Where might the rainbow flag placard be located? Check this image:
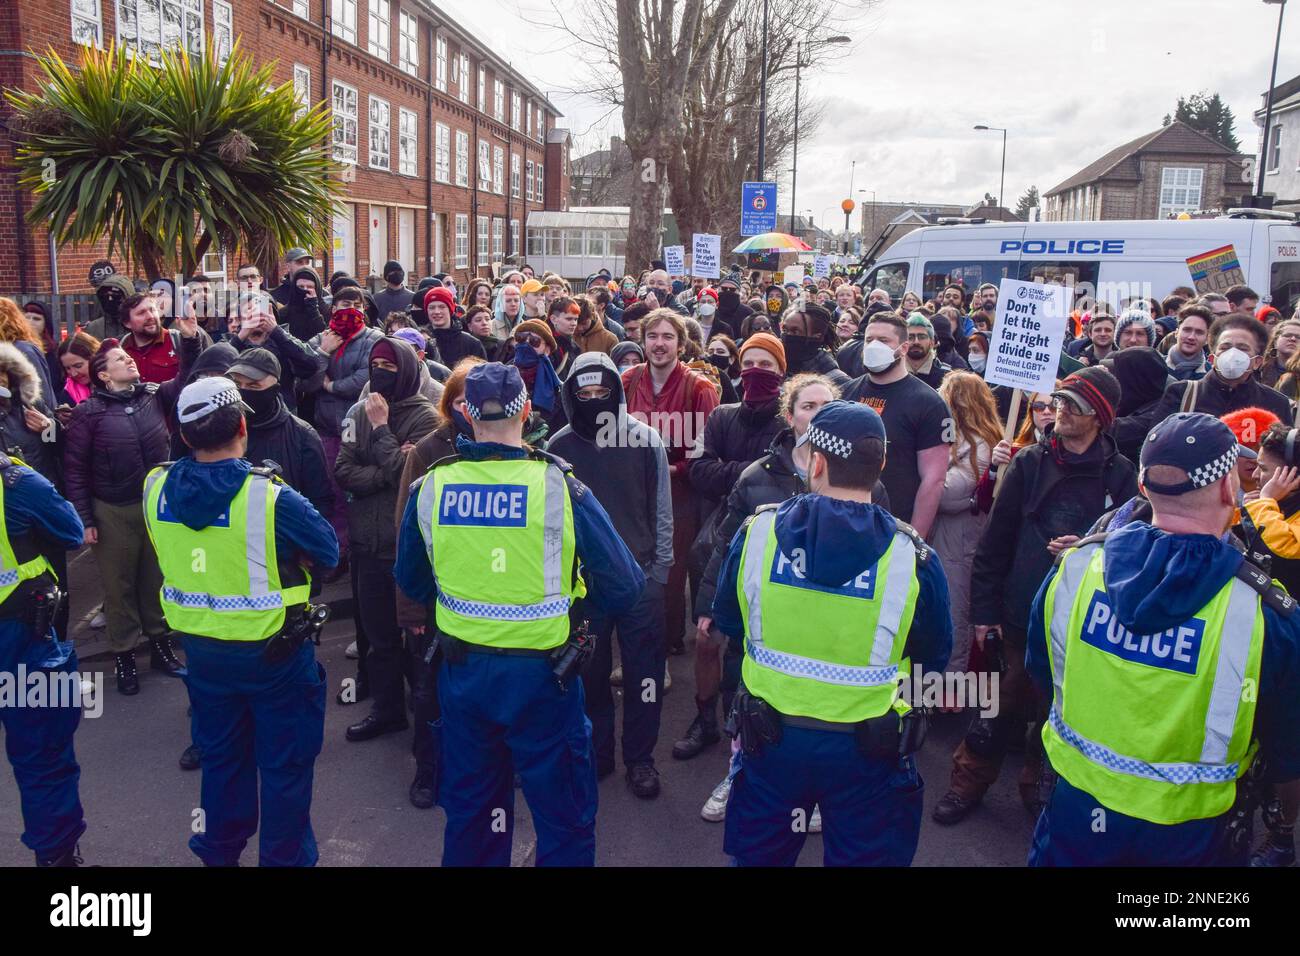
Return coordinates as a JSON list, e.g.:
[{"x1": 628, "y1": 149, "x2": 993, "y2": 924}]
[{"x1": 1186, "y1": 244, "x2": 1244, "y2": 294}]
